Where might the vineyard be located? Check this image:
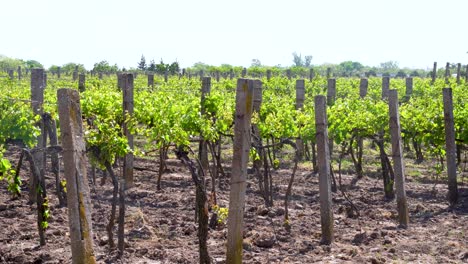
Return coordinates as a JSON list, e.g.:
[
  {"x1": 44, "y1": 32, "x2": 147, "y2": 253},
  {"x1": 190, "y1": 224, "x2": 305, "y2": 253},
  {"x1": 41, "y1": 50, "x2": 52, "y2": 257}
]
[{"x1": 0, "y1": 68, "x2": 467, "y2": 264}]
